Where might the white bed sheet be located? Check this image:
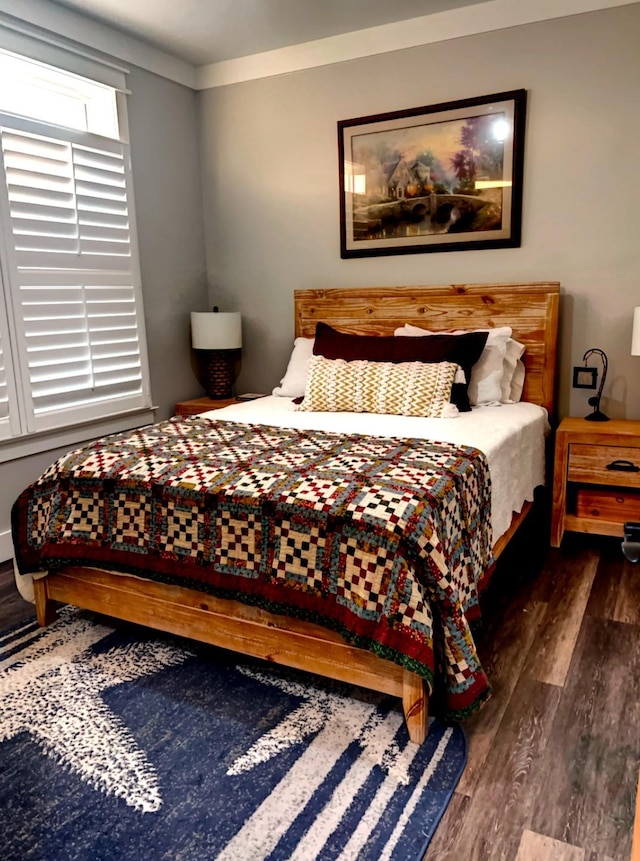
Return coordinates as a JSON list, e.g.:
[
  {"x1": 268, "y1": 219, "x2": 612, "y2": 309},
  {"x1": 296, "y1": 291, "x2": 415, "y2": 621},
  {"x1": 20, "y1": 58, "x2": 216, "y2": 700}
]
[{"x1": 204, "y1": 396, "x2": 550, "y2": 543}]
